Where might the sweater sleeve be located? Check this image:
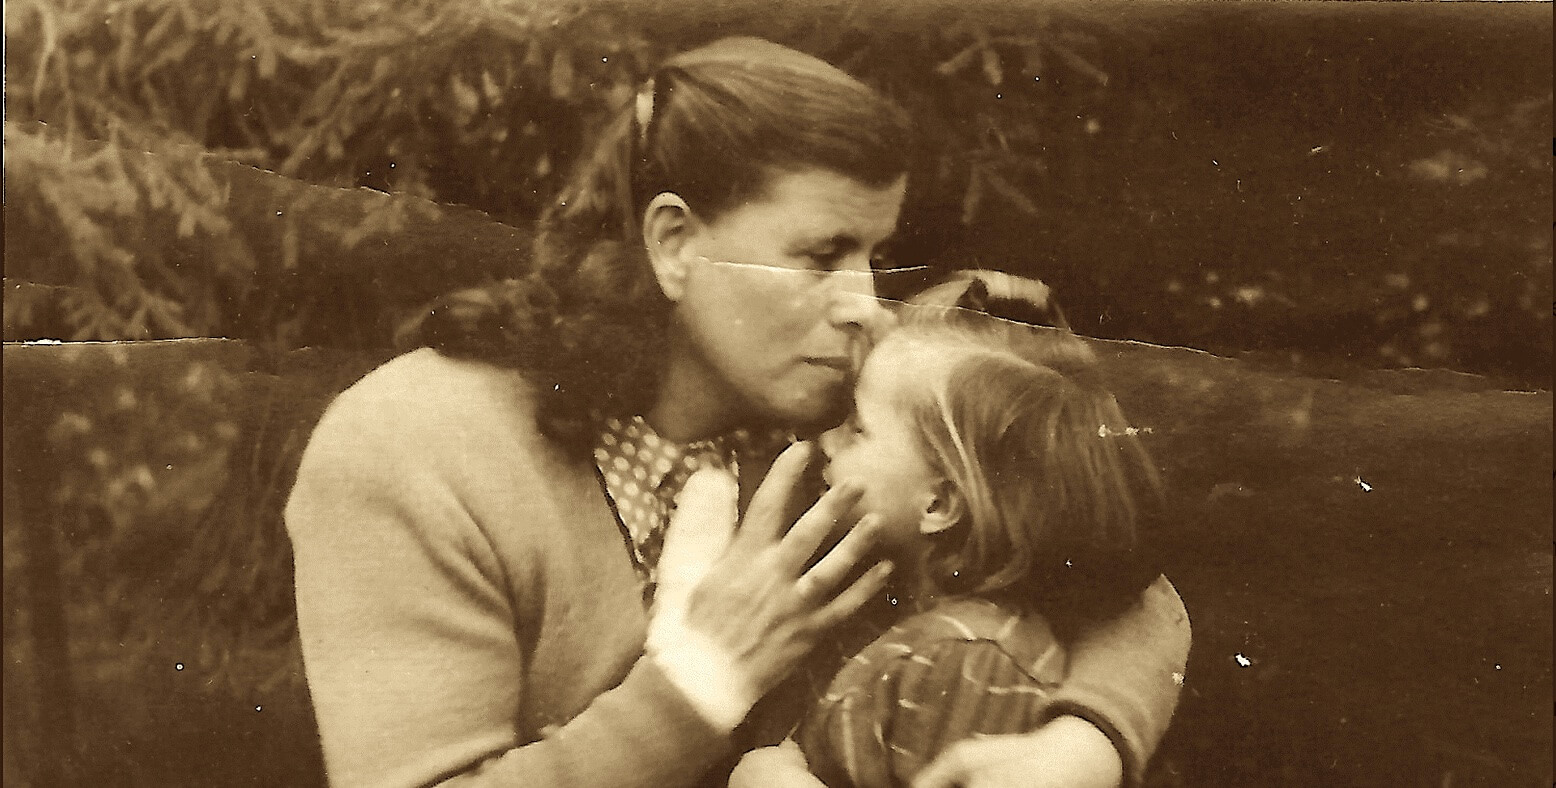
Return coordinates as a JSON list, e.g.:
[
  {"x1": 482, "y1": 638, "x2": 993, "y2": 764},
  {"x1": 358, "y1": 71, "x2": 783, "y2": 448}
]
[
  {"x1": 285, "y1": 361, "x2": 729, "y2": 787},
  {"x1": 1040, "y1": 575, "x2": 1191, "y2": 786}
]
